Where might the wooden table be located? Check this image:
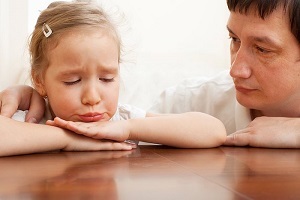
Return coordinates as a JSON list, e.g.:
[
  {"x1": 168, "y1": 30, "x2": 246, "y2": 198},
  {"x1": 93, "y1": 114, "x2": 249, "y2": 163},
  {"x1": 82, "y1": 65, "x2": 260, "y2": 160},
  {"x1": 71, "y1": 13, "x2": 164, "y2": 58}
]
[{"x1": 0, "y1": 145, "x2": 299, "y2": 199}]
